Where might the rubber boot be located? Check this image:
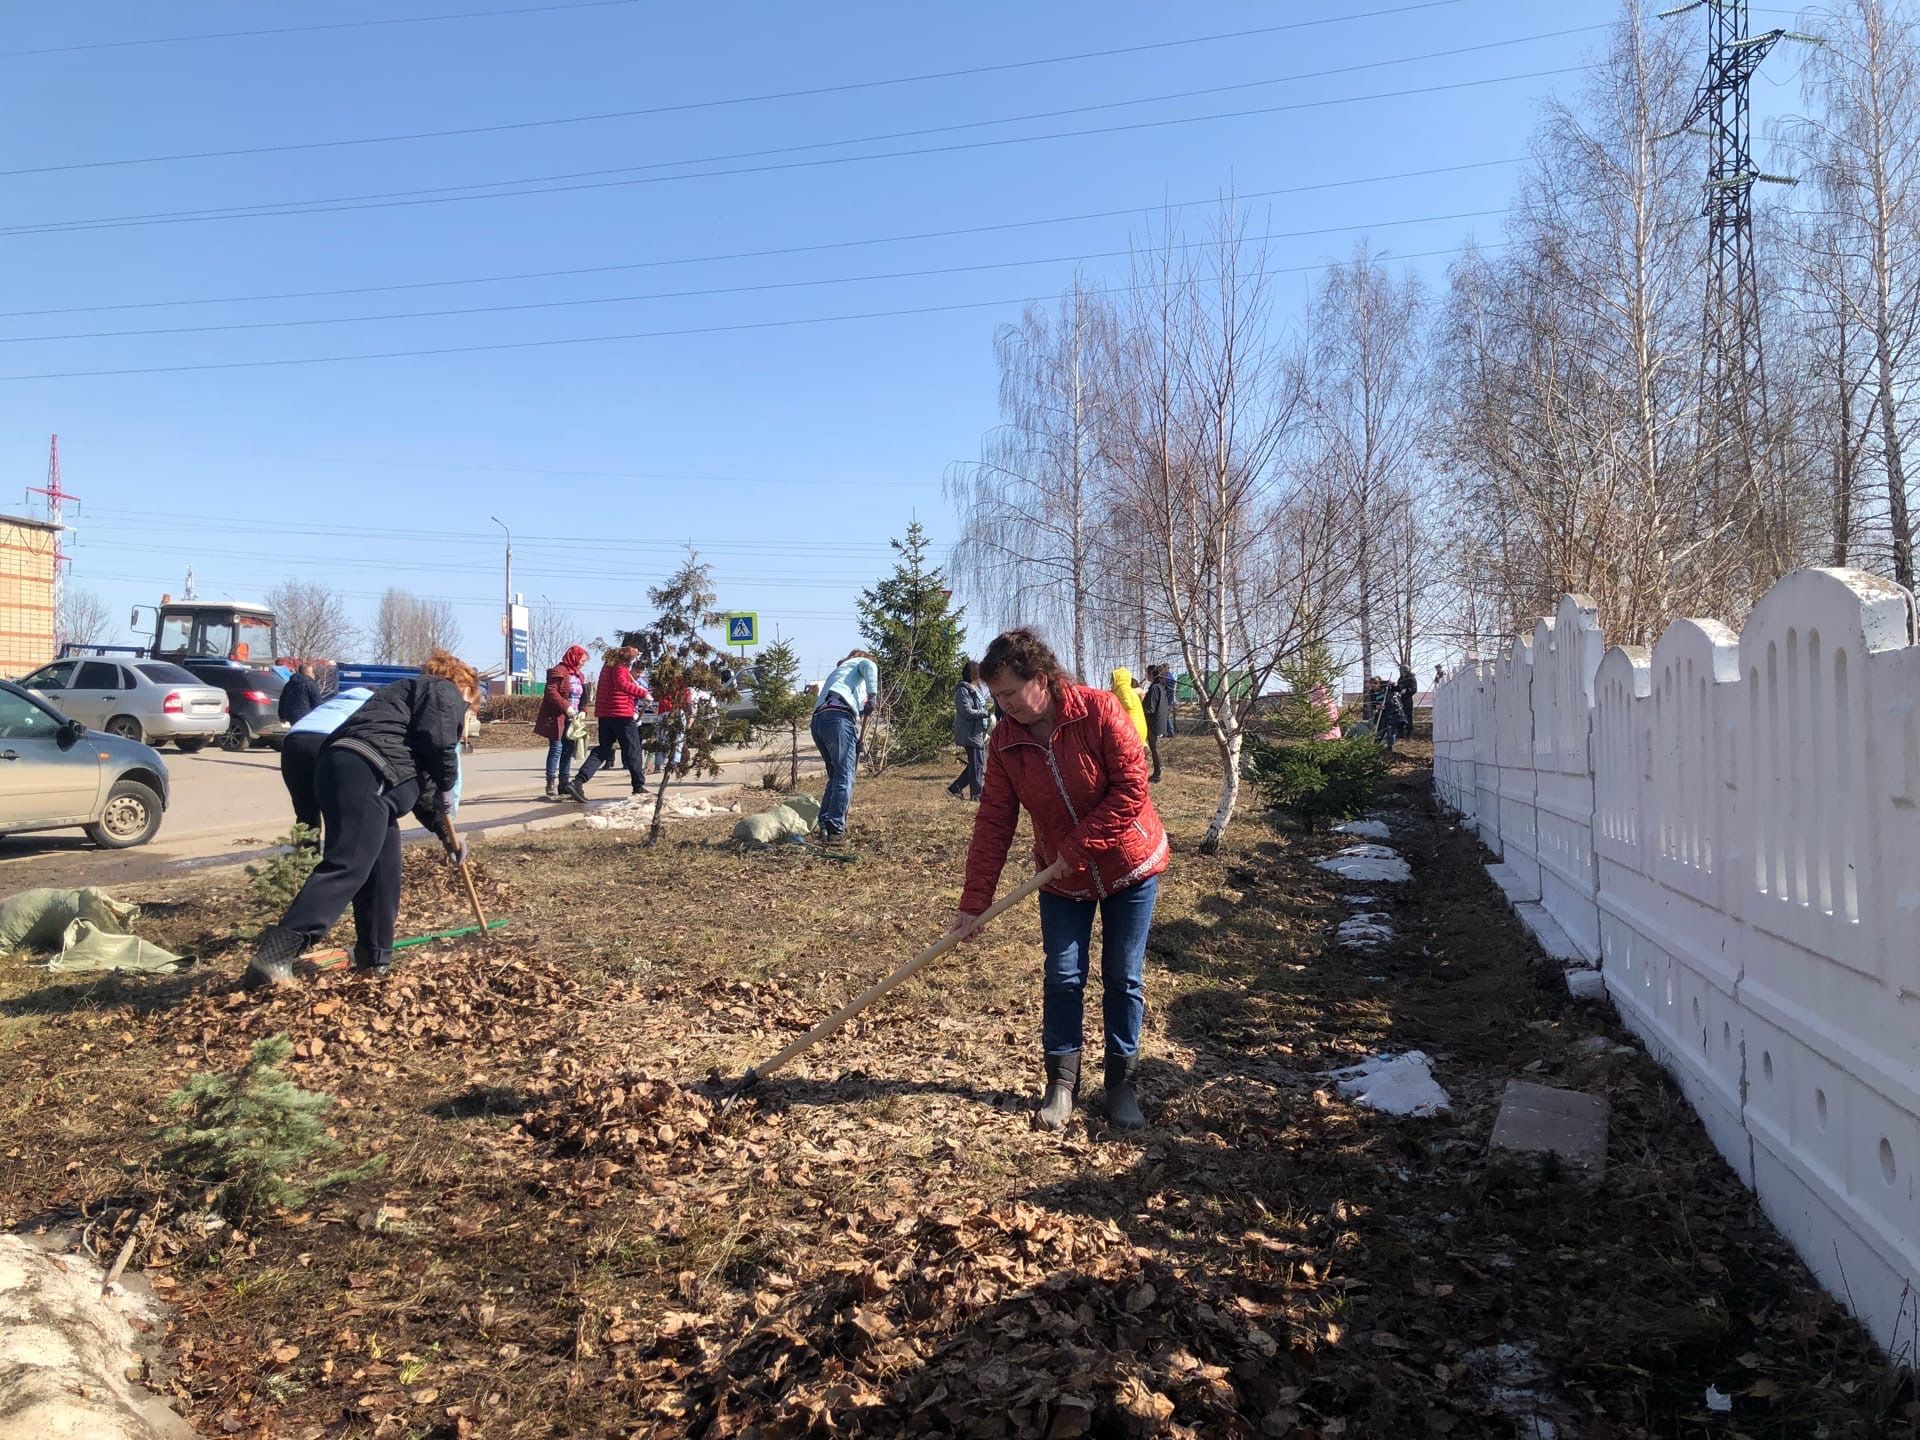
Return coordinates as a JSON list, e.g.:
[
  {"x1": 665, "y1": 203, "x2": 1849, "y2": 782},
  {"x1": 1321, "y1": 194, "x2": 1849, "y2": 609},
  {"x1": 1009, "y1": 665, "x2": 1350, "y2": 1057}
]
[
  {"x1": 1104, "y1": 1053, "x2": 1145, "y2": 1131},
  {"x1": 351, "y1": 941, "x2": 394, "y2": 975},
  {"x1": 241, "y1": 923, "x2": 308, "y2": 990},
  {"x1": 1035, "y1": 1051, "x2": 1080, "y2": 1131}
]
